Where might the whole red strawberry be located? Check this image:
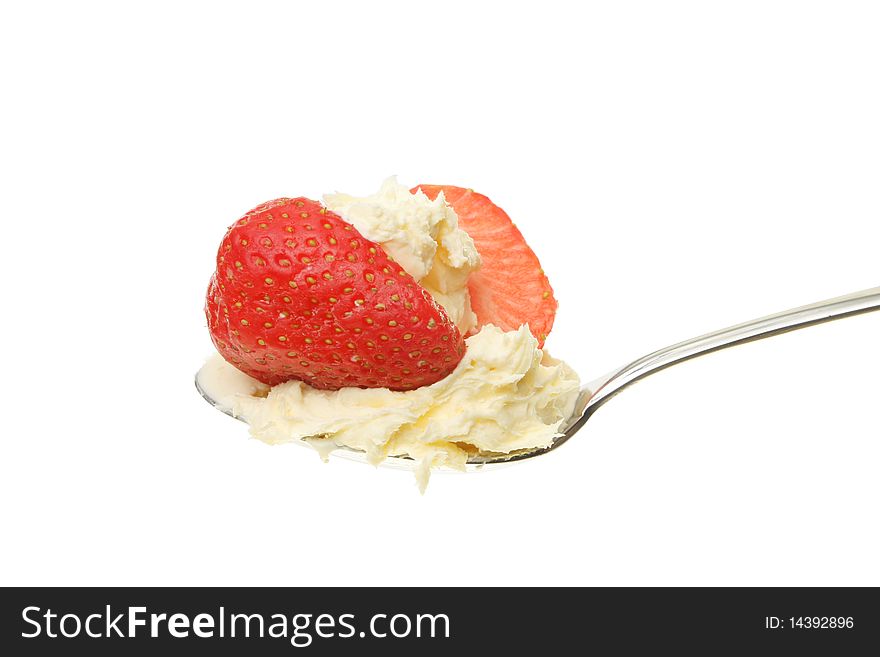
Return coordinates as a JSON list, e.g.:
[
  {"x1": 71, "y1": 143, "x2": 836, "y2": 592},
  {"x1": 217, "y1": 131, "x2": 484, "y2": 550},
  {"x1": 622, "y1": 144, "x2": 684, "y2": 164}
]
[{"x1": 206, "y1": 198, "x2": 465, "y2": 391}]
